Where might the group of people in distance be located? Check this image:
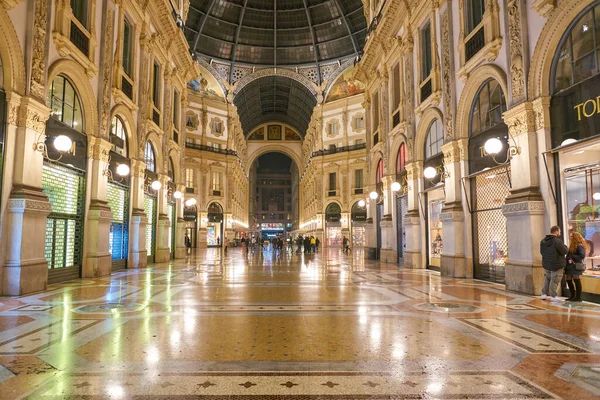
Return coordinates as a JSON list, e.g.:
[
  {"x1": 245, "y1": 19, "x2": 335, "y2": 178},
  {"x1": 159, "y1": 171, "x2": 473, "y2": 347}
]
[{"x1": 294, "y1": 235, "x2": 320, "y2": 254}]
